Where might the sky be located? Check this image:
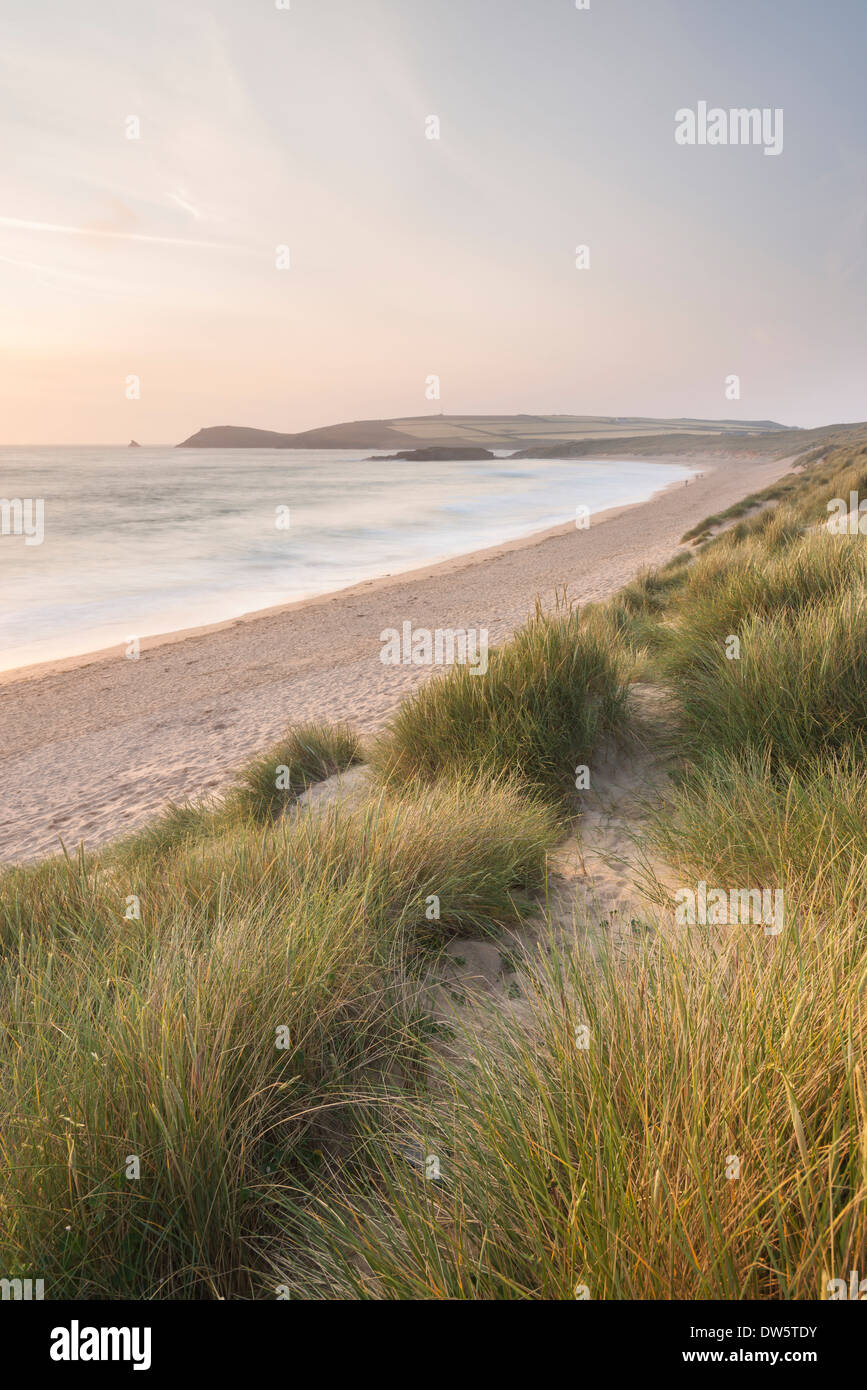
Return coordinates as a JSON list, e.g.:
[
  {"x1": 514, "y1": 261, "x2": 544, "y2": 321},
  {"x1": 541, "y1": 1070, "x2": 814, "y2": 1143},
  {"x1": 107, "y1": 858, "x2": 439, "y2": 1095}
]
[{"x1": 0, "y1": 0, "x2": 864, "y2": 444}]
